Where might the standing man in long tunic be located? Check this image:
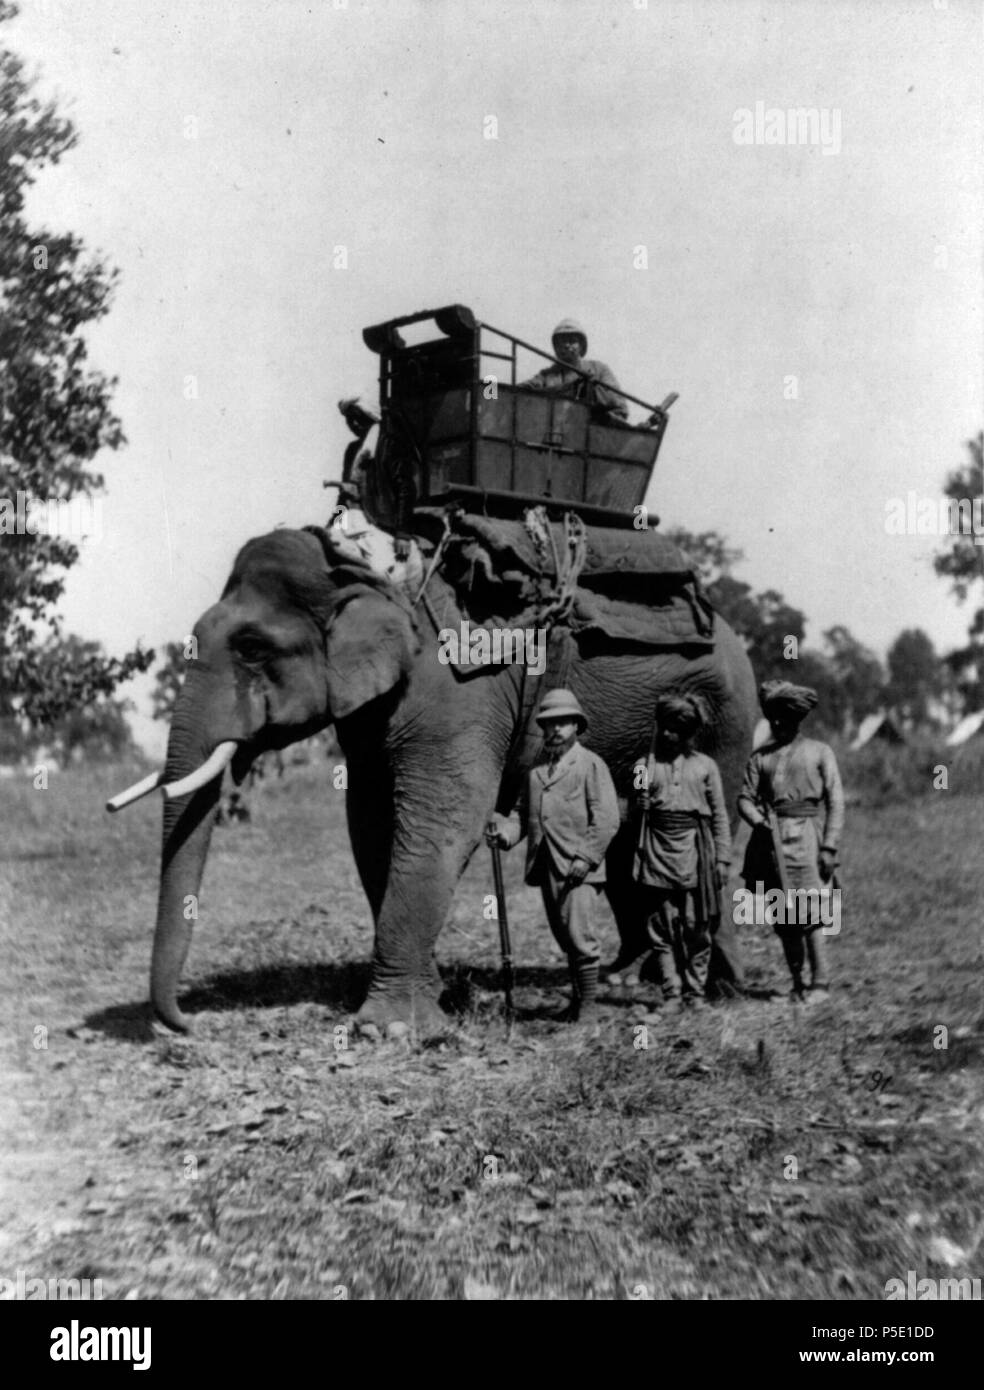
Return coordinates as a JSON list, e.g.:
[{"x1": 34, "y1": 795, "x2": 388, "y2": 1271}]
[
  {"x1": 632, "y1": 695, "x2": 733, "y2": 1012},
  {"x1": 738, "y1": 680, "x2": 845, "y2": 1003}
]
